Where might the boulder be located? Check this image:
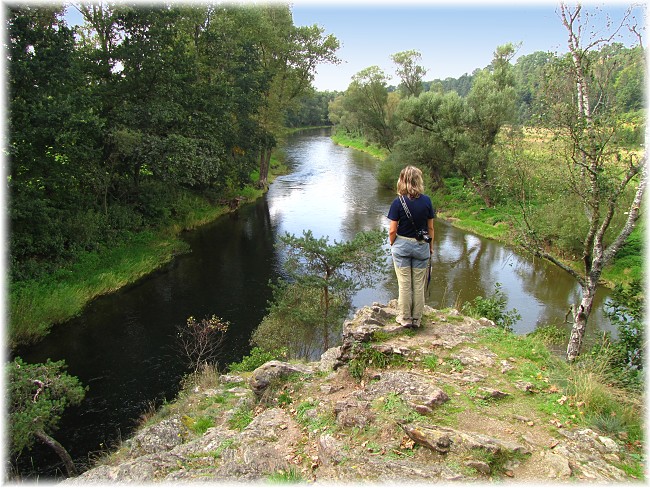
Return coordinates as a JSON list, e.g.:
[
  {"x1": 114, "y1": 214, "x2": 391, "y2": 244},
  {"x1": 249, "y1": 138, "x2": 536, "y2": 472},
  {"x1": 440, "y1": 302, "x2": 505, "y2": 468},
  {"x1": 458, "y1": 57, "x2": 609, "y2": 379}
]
[
  {"x1": 249, "y1": 360, "x2": 313, "y2": 396},
  {"x1": 127, "y1": 416, "x2": 183, "y2": 457}
]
